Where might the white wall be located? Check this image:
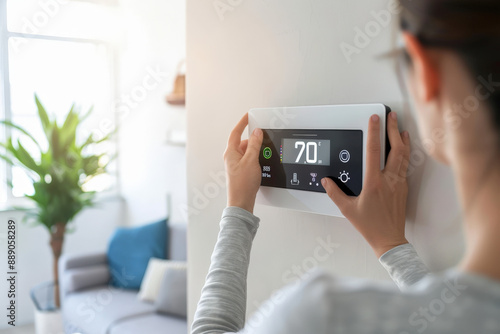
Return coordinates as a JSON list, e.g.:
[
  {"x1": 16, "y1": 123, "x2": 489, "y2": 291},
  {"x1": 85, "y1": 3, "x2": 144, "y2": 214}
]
[
  {"x1": 0, "y1": 198, "x2": 124, "y2": 329},
  {"x1": 117, "y1": 0, "x2": 187, "y2": 226},
  {"x1": 186, "y1": 0, "x2": 465, "y2": 326}
]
